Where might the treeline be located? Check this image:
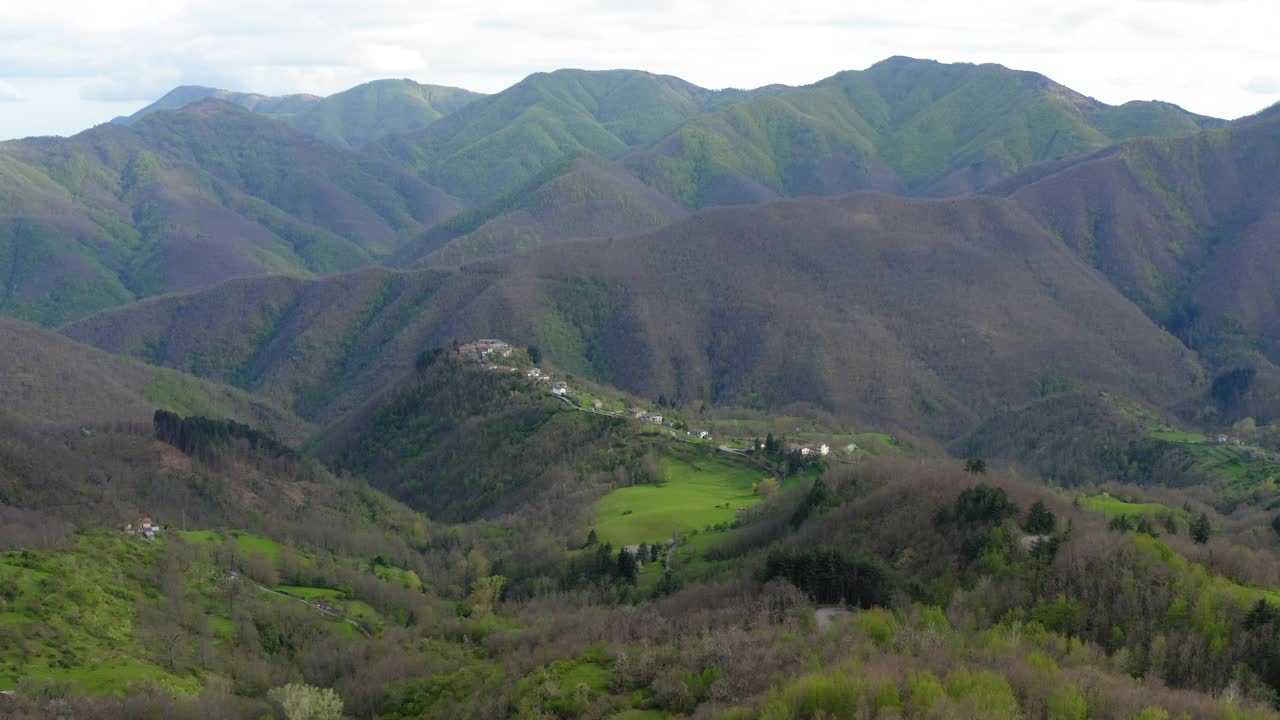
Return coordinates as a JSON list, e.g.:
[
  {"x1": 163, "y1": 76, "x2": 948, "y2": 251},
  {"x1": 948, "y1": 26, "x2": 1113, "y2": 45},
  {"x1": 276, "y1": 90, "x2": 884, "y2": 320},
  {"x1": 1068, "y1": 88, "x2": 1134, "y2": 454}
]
[
  {"x1": 764, "y1": 546, "x2": 891, "y2": 607},
  {"x1": 153, "y1": 409, "x2": 295, "y2": 461}
]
